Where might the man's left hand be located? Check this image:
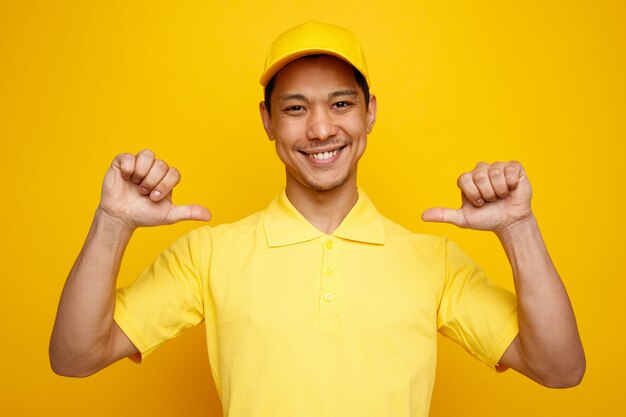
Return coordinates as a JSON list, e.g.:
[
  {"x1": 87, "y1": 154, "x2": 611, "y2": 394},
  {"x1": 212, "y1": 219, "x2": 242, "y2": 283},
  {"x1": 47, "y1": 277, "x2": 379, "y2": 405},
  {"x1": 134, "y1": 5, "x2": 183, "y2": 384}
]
[{"x1": 421, "y1": 161, "x2": 533, "y2": 233}]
